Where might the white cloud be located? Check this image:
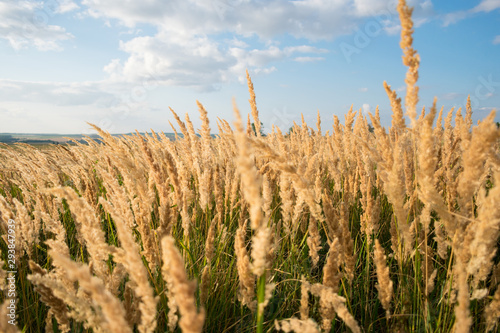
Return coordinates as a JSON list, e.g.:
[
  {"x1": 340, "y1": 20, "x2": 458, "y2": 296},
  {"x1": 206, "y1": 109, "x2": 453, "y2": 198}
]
[
  {"x1": 0, "y1": 81, "x2": 22, "y2": 90},
  {"x1": 442, "y1": 11, "x2": 468, "y2": 27},
  {"x1": 0, "y1": 78, "x2": 170, "y2": 133},
  {"x1": 362, "y1": 103, "x2": 371, "y2": 115},
  {"x1": 103, "y1": 26, "x2": 331, "y2": 90},
  {"x1": 442, "y1": 0, "x2": 500, "y2": 26},
  {"x1": 110, "y1": 32, "x2": 237, "y2": 90},
  {"x1": 0, "y1": 100, "x2": 118, "y2": 133},
  {"x1": 352, "y1": 0, "x2": 397, "y2": 17},
  {"x1": 0, "y1": 0, "x2": 74, "y2": 51},
  {"x1": 293, "y1": 56, "x2": 325, "y2": 62},
  {"x1": 359, "y1": 87, "x2": 368, "y2": 92},
  {"x1": 420, "y1": 0, "x2": 433, "y2": 10},
  {"x1": 81, "y1": 0, "x2": 437, "y2": 90},
  {"x1": 493, "y1": 35, "x2": 500, "y2": 45},
  {"x1": 384, "y1": 24, "x2": 401, "y2": 35},
  {"x1": 441, "y1": 92, "x2": 463, "y2": 100},
  {"x1": 478, "y1": 106, "x2": 499, "y2": 112},
  {"x1": 55, "y1": 0, "x2": 79, "y2": 14},
  {"x1": 0, "y1": 0, "x2": 438, "y2": 129},
  {"x1": 472, "y1": 0, "x2": 500, "y2": 13},
  {"x1": 81, "y1": 0, "x2": 433, "y2": 40},
  {"x1": 284, "y1": 45, "x2": 329, "y2": 54},
  {"x1": 0, "y1": 79, "x2": 116, "y2": 107},
  {"x1": 226, "y1": 37, "x2": 249, "y2": 48}
]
